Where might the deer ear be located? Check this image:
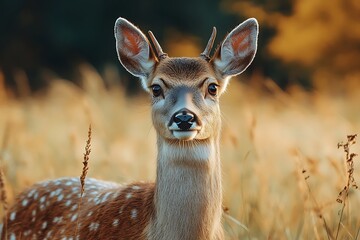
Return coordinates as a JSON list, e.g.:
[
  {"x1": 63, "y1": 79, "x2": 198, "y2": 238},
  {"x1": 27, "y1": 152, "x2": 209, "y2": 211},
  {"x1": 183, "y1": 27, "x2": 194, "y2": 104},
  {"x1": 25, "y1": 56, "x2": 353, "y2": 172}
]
[
  {"x1": 212, "y1": 18, "x2": 258, "y2": 78},
  {"x1": 114, "y1": 18, "x2": 156, "y2": 83}
]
